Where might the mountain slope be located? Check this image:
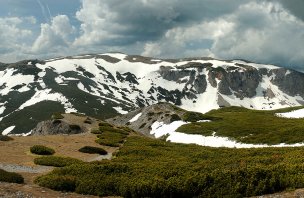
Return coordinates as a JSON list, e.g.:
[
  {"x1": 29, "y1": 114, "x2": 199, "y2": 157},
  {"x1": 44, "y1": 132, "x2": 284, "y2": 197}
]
[{"x1": 1, "y1": 53, "x2": 304, "y2": 134}]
